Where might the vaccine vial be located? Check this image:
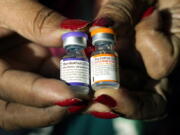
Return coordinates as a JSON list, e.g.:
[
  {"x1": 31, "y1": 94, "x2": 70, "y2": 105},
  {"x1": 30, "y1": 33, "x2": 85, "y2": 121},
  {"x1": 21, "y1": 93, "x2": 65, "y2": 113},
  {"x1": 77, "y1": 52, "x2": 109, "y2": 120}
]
[
  {"x1": 60, "y1": 32, "x2": 89, "y2": 95},
  {"x1": 90, "y1": 27, "x2": 120, "y2": 90}
]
